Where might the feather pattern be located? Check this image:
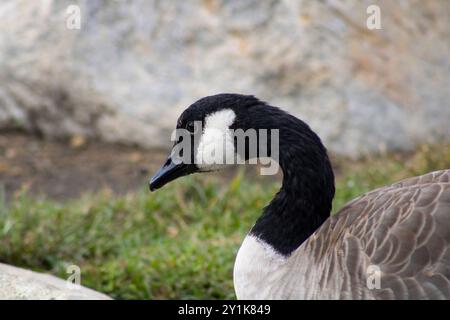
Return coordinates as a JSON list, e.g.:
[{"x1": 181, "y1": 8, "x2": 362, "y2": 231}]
[{"x1": 234, "y1": 170, "x2": 450, "y2": 299}]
